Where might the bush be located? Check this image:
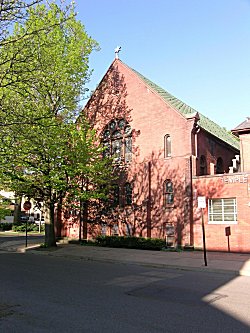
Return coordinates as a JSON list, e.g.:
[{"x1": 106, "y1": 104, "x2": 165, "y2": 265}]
[
  {"x1": 0, "y1": 223, "x2": 13, "y2": 231},
  {"x1": 95, "y1": 236, "x2": 165, "y2": 251},
  {"x1": 12, "y1": 223, "x2": 45, "y2": 232}
]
